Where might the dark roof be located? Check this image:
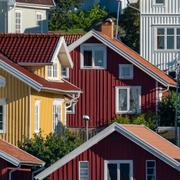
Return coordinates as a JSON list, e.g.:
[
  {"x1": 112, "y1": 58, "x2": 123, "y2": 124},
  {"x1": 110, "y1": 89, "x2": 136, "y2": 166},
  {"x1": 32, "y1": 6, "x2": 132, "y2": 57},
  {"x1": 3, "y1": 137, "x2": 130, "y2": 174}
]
[
  {"x1": 0, "y1": 53, "x2": 81, "y2": 93},
  {"x1": 0, "y1": 33, "x2": 60, "y2": 64},
  {"x1": 62, "y1": 33, "x2": 84, "y2": 46},
  {"x1": 16, "y1": 0, "x2": 55, "y2": 6},
  {"x1": 0, "y1": 139, "x2": 44, "y2": 166}
]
